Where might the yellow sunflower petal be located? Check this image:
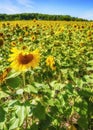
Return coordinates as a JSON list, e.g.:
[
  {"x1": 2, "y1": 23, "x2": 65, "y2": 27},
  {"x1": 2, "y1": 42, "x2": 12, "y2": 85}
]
[{"x1": 8, "y1": 47, "x2": 40, "y2": 72}]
